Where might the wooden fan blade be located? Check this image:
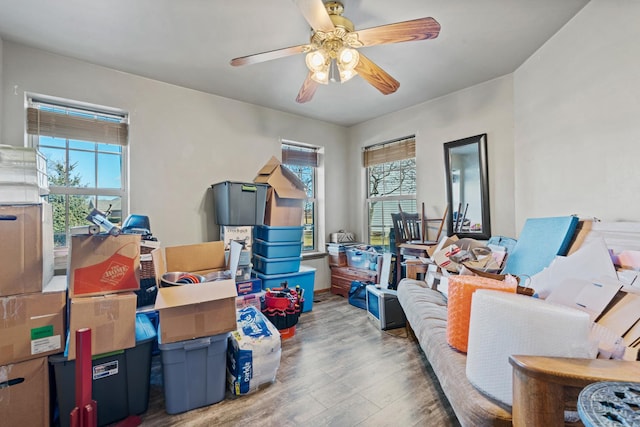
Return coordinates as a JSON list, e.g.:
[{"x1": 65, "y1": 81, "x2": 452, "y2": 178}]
[
  {"x1": 296, "y1": 72, "x2": 319, "y2": 103},
  {"x1": 355, "y1": 53, "x2": 400, "y2": 95},
  {"x1": 292, "y1": 0, "x2": 335, "y2": 32},
  {"x1": 355, "y1": 17, "x2": 441, "y2": 47},
  {"x1": 230, "y1": 44, "x2": 306, "y2": 67}
]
